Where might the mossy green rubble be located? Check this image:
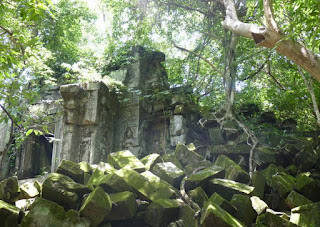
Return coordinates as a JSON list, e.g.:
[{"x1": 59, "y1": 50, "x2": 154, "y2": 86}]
[
  {"x1": 107, "y1": 150, "x2": 145, "y2": 172},
  {"x1": 141, "y1": 153, "x2": 163, "y2": 171},
  {"x1": 105, "y1": 191, "x2": 137, "y2": 221},
  {"x1": 151, "y1": 162, "x2": 184, "y2": 188},
  {"x1": 79, "y1": 186, "x2": 112, "y2": 226},
  {"x1": 0, "y1": 199, "x2": 20, "y2": 227}
]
